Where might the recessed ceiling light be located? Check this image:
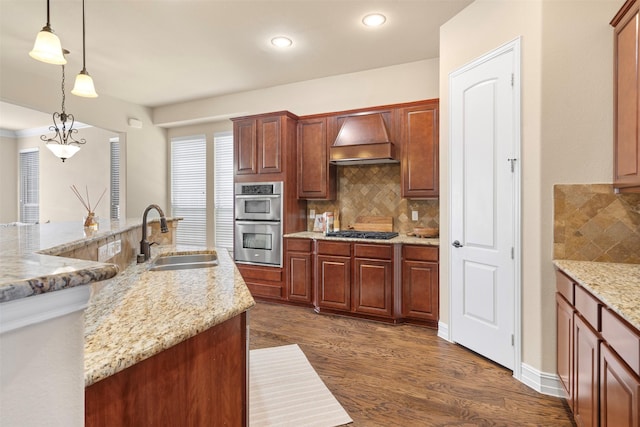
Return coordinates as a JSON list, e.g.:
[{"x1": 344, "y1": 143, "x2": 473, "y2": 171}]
[
  {"x1": 271, "y1": 36, "x2": 293, "y2": 48},
  {"x1": 362, "y1": 13, "x2": 386, "y2": 27}
]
